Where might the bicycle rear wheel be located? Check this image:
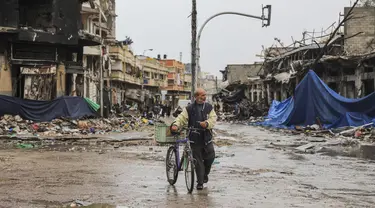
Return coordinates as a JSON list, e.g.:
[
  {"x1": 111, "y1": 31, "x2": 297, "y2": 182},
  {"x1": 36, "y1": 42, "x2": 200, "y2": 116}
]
[
  {"x1": 184, "y1": 152, "x2": 195, "y2": 193},
  {"x1": 166, "y1": 146, "x2": 178, "y2": 185}
]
